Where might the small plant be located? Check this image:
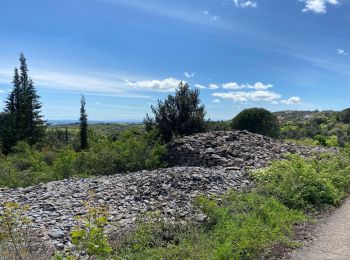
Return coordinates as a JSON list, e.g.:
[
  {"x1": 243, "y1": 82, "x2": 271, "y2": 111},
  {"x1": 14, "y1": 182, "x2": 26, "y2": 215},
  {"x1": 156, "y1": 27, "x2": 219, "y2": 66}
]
[
  {"x1": 0, "y1": 202, "x2": 30, "y2": 260},
  {"x1": 67, "y1": 192, "x2": 112, "y2": 259}
]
